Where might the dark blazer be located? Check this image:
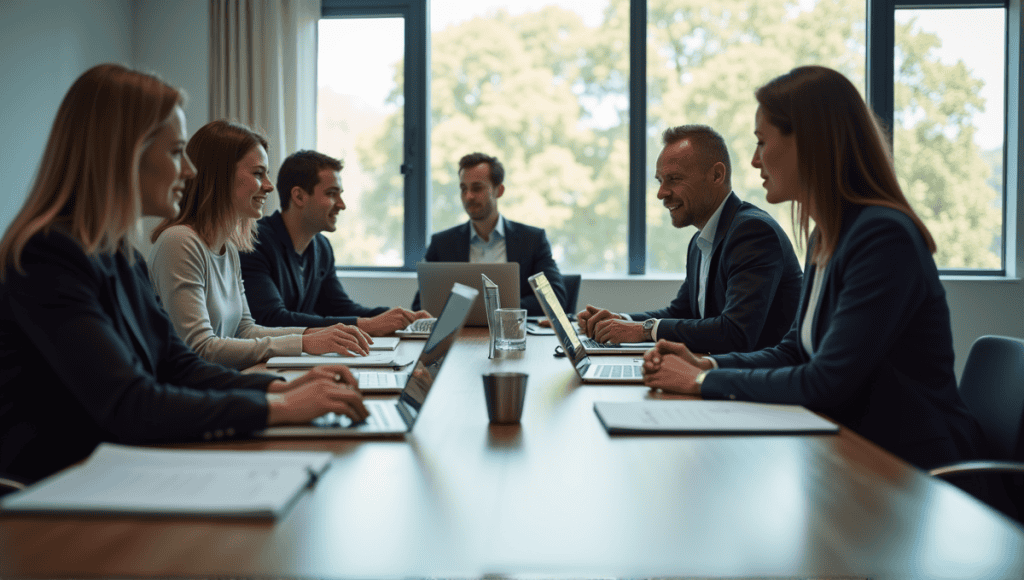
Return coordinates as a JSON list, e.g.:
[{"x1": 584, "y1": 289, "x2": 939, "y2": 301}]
[
  {"x1": 240, "y1": 211, "x2": 388, "y2": 327},
  {"x1": 0, "y1": 228, "x2": 275, "y2": 483},
  {"x1": 705, "y1": 205, "x2": 980, "y2": 469},
  {"x1": 411, "y1": 218, "x2": 567, "y2": 317},
  {"x1": 629, "y1": 193, "x2": 802, "y2": 354}
]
